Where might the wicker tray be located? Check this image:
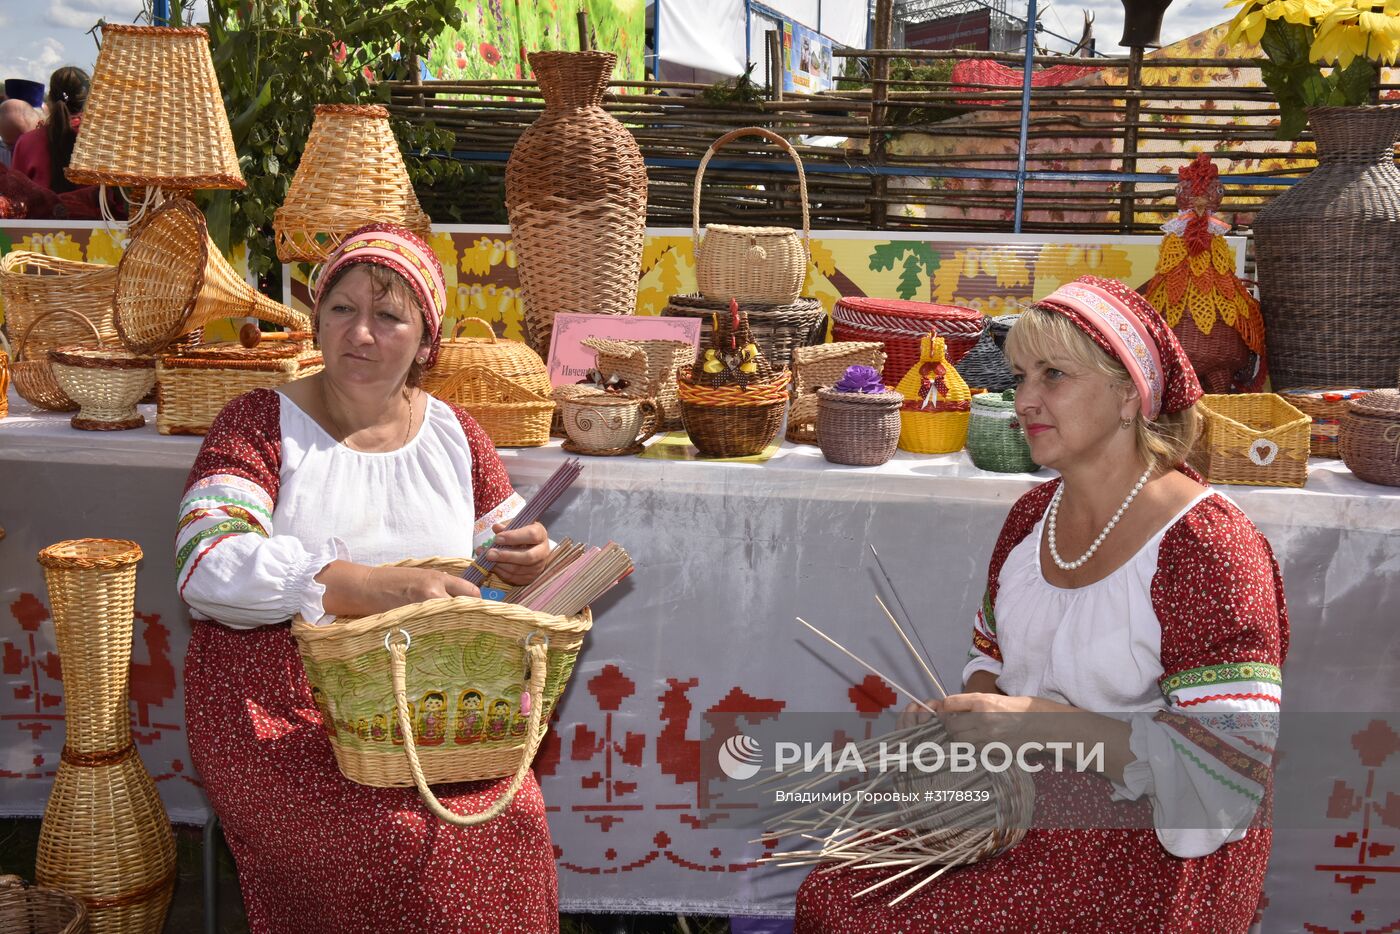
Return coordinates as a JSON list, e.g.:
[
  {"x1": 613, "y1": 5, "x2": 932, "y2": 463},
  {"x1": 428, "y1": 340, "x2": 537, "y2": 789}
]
[
  {"x1": 1190, "y1": 394, "x2": 1310, "y2": 488},
  {"x1": 156, "y1": 341, "x2": 323, "y2": 435},
  {"x1": 662, "y1": 294, "x2": 825, "y2": 370}
]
